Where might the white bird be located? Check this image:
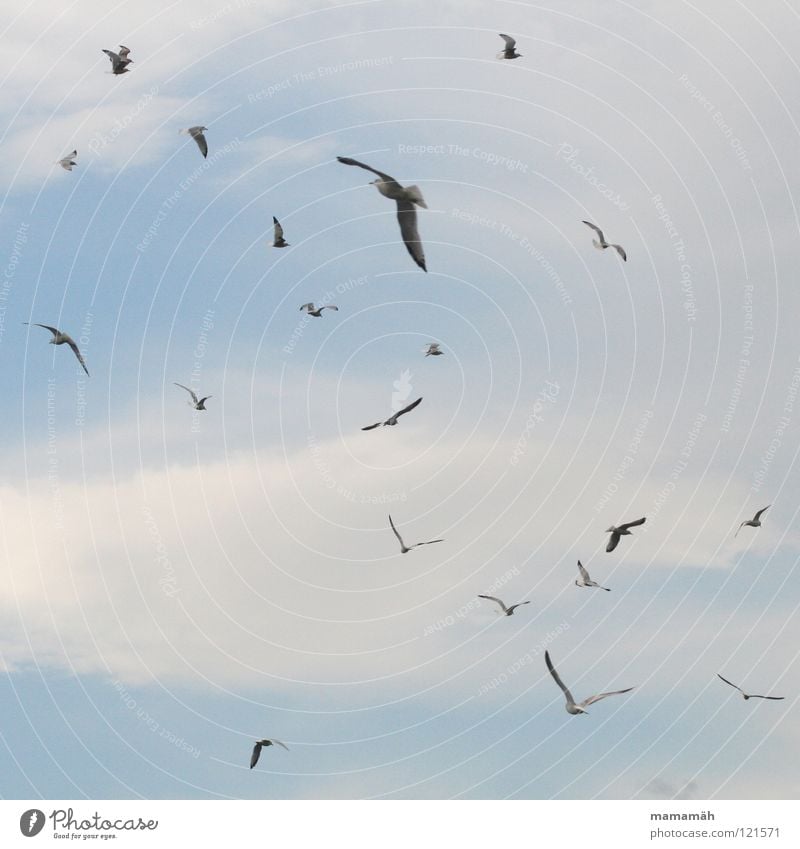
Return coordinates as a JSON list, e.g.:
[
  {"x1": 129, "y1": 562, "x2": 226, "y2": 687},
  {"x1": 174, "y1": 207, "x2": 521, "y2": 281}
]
[
  {"x1": 299, "y1": 302, "x2": 338, "y2": 317},
  {"x1": 174, "y1": 382, "x2": 211, "y2": 410},
  {"x1": 102, "y1": 47, "x2": 132, "y2": 75},
  {"x1": 272, "y1": 216, "x2": 289, "y2": 247},
  {"x1": 336, "y1": 156, "x2": 427, "y2": 271},
  {"x1": 497, "y1": 33, "x2": 522, "y2": 59},
  {"x1": 424, "y1": 343, "x2": 443, "y2": 357},
  {"x1": 606, "y1": 517, "x2": 646, "y2": 552},
  {"x1": 575, "y1": 560, "x2": 610, "y2": 591},
  {"x1": 477, "y1": 594, "x2": 530, "y2": 616},
  {"x1": 582, "y1": 220, "x2": 627, "y2": 261},
  {"x1": 25, "y1": 323, "x2": 89, "y2": 376},
  {"x1": 58, "y1": 150, "x2": 77, "y2": 171},
  {"x1": 545, "y1": 650, "x2": 634, "y2": 715},
  {"x1": 388, "y1": 514, "x2": 443, "y2": 554},
  {"x1": 250, "y1": 738, "x2": 289, "y2": 769},
  {"x1": 735, "y1": 505, "x2": 770, "y2": 538},
  {"x1": 180, "y1": 126, "x2": 208, "y2": 159},
  {"x1": 717, "y1": 674, "x2": 784, "y2": 701},
  {"x1": 362, "y1": 396, "x2": 422, "y2": 431}
]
